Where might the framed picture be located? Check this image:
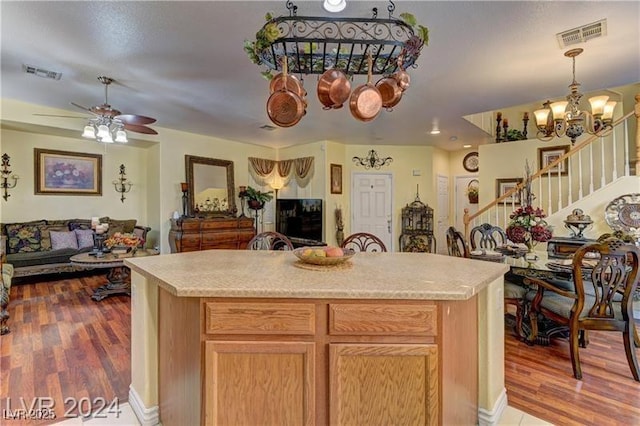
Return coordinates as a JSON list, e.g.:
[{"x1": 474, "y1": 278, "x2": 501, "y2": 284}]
[
  {"x1": 496, "y1": 178, "x2": 523, "y2": 204},
  {"x1": 35, "y1": 148, "x2": 102, "y2": 195},
  {"x1": 538, "y1": 145, "x2": 570, "y2": 175},
  {"x1": 330, "y1": 163, "x2": 342, "y2": 194}
]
